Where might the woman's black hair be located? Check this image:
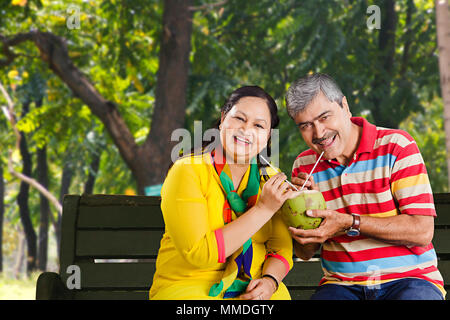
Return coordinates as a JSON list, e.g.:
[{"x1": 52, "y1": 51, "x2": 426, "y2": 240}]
[{"x1": 168, "y1": 85, "x2": 280, "y2": 173}]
